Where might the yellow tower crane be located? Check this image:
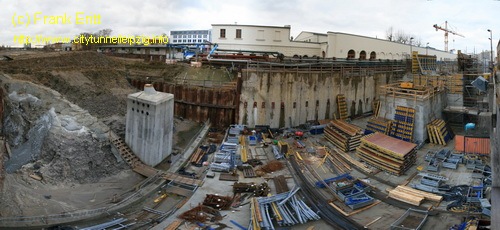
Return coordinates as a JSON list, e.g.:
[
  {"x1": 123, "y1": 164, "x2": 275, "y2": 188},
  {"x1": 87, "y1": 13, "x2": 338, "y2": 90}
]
[{"x1": 433, "y1": 21, "x2": 465, "y2": 52}]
